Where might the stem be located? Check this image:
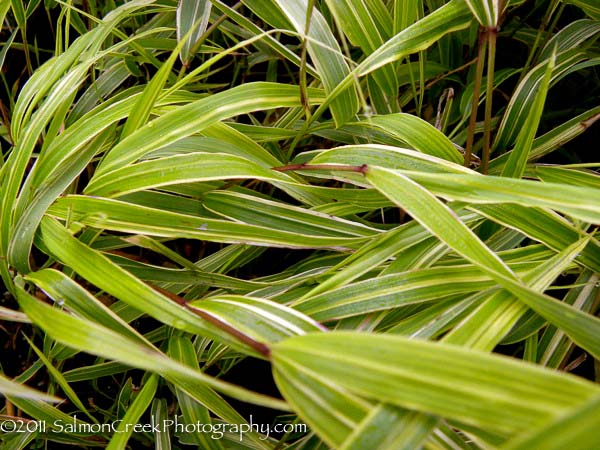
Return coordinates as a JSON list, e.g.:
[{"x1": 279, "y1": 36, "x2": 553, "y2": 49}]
[
  {"x1": 5, "y1": 400, "x2": 15, "y2": 417},
  {"x1": 20, "y1": 28, "x2": 33, "y2": 76},
  {"x1": 482, "y1": 27, "x2": 497, "y2": 174},
  {"x1": 417, "y1": 1, "x2": 425, "y2": 116},
  {"x1": 299, "y1": 0, "x2": 315, "y2": 121},
  {"x1": 151, "y1": 285, "x2": 271, "y2": 357},
  {"x1": 425, "y1": 57, "x2": 477, "y2": 91},
  {"x1": 407, "y1": 58, "x2": 419, "y2": 112},
  {"x1": 464, "y1": 29, "x2": 487, "y2": 167},
  {"x1": 581, "y1": 112, "x2": 600, "y2": 130},
  {"x1": 417, "y1": 51, "x2": 425, "y2": 116},
  {"x1": 435, "y1": 87, "x2": 454, "y2": 132},
  {"x1": 0, "y1": 100, "x2": 12, "y2": 144}
]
